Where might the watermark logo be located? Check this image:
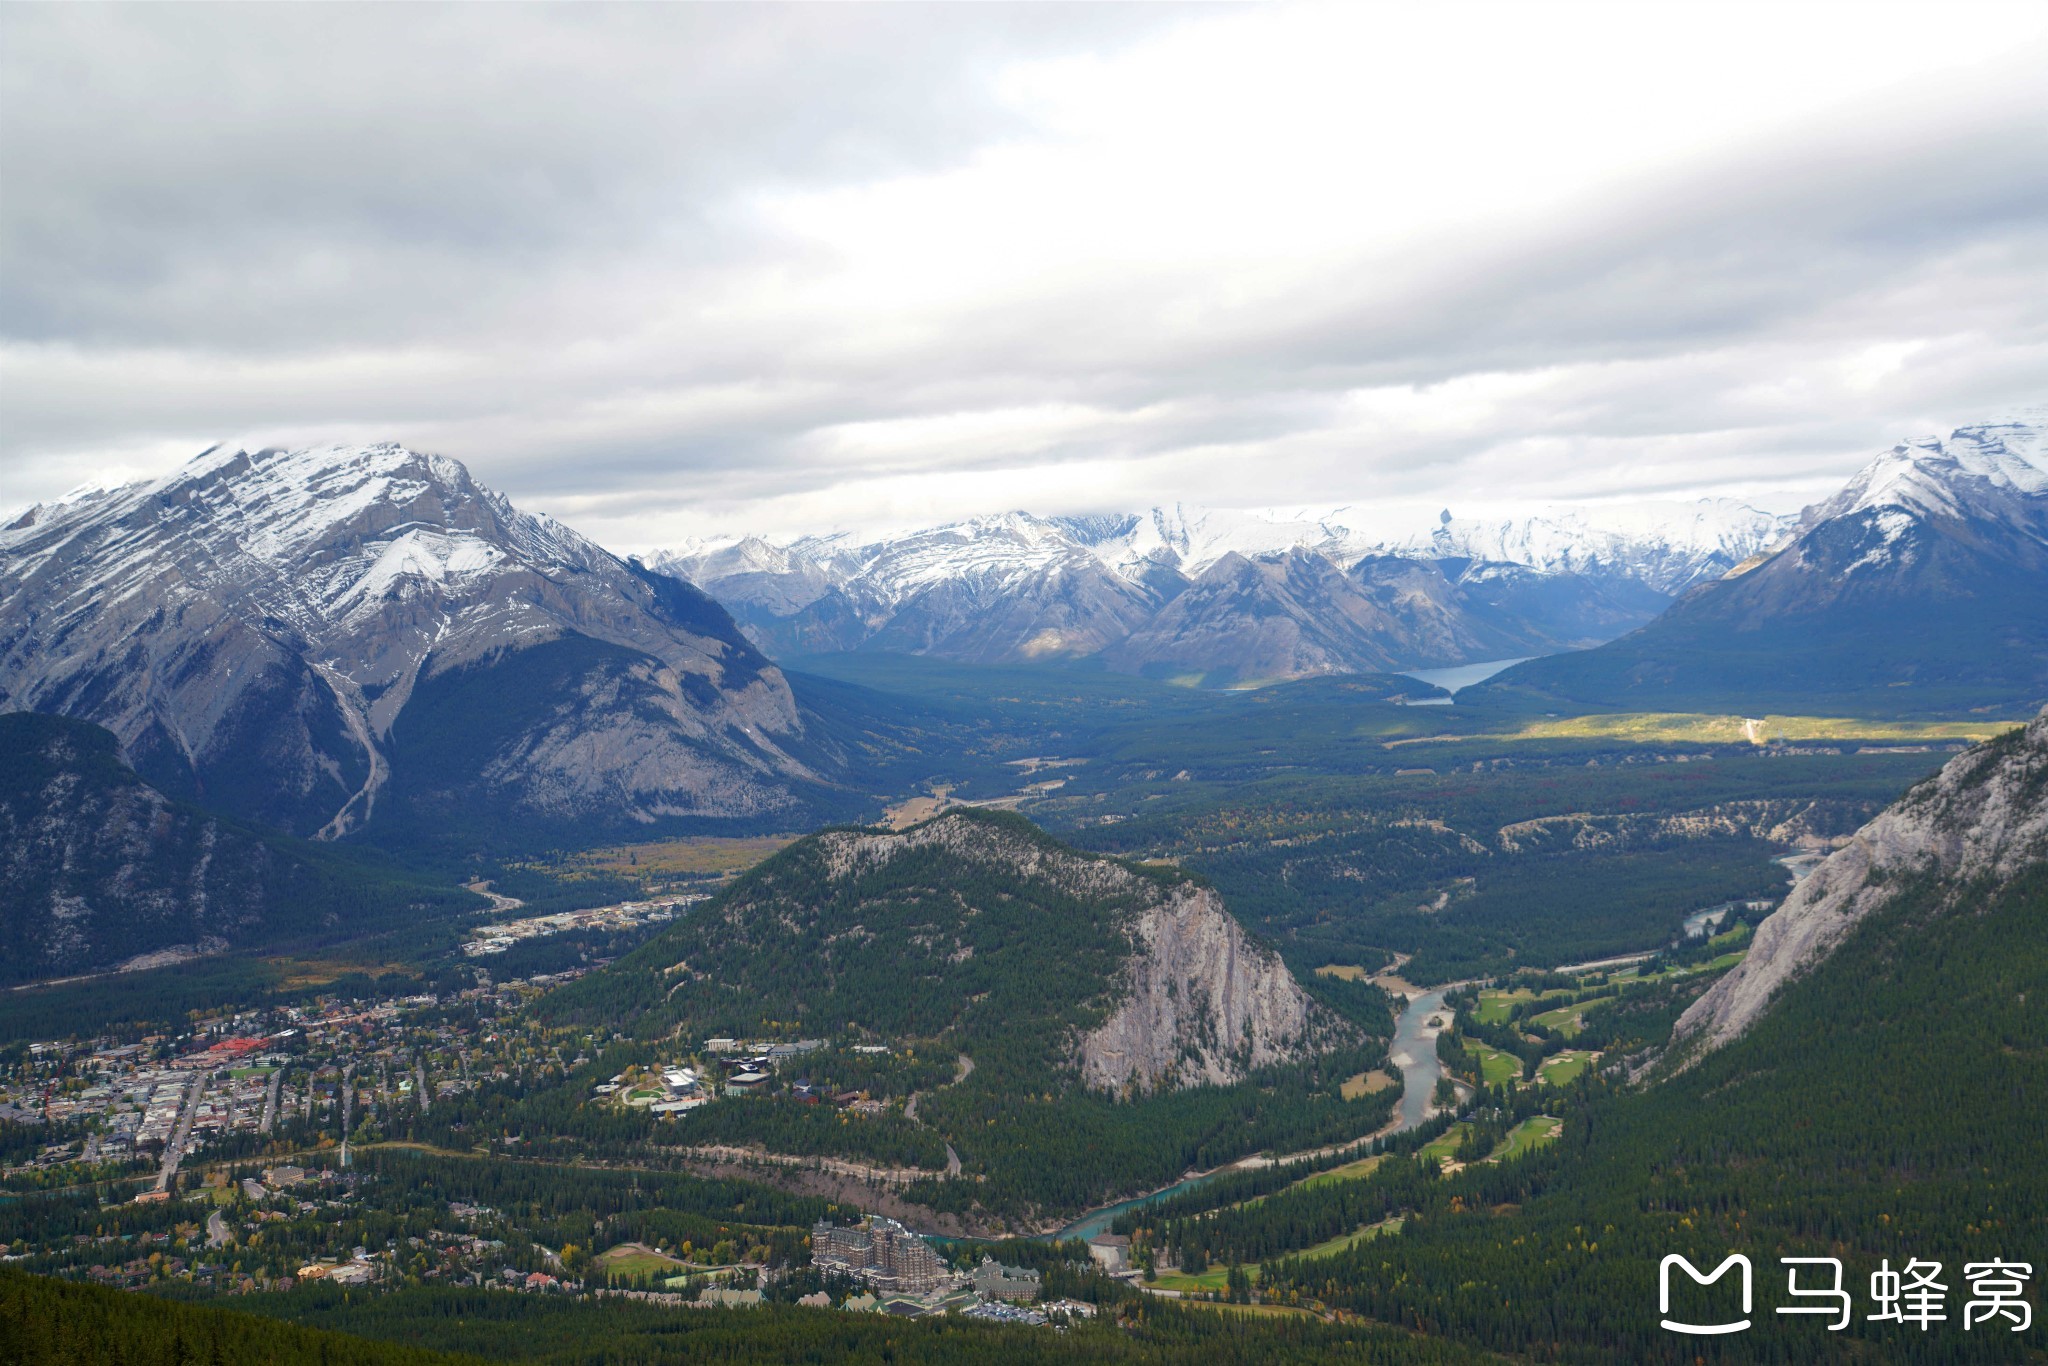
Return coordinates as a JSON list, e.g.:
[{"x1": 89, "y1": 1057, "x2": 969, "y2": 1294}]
[
  {"x1": 1661, "y1": 1253, "x2": 2032, "y2": 1337},
  {"x1": 1660, "y1": 1253, "x2": 1751, "y2": 1335}
]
